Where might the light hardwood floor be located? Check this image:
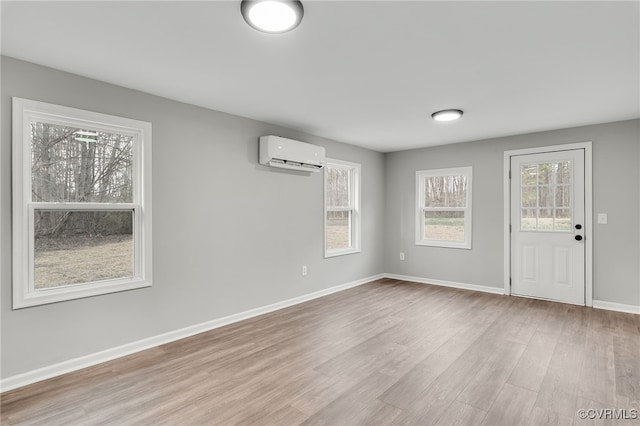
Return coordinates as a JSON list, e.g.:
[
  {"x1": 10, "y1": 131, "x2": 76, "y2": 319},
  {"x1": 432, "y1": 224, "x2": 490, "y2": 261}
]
[{"x1": 2, "y1": 278, "x2": 639, "y2": 425}]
